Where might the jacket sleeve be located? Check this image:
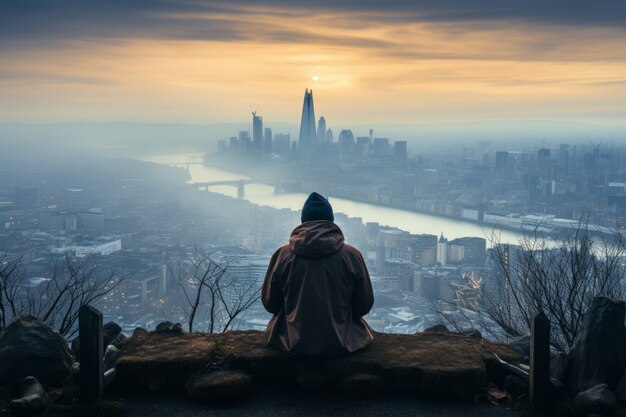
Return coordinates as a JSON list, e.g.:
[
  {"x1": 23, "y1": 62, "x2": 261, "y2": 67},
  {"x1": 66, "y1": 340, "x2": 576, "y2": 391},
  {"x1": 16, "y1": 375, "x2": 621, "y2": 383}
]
[
  {"x1": 352, "y1": 250, "x2": 374, "y2": 317},
  {"x1": 262, "y1": 248, "x2": 284, "y2": 315}
]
